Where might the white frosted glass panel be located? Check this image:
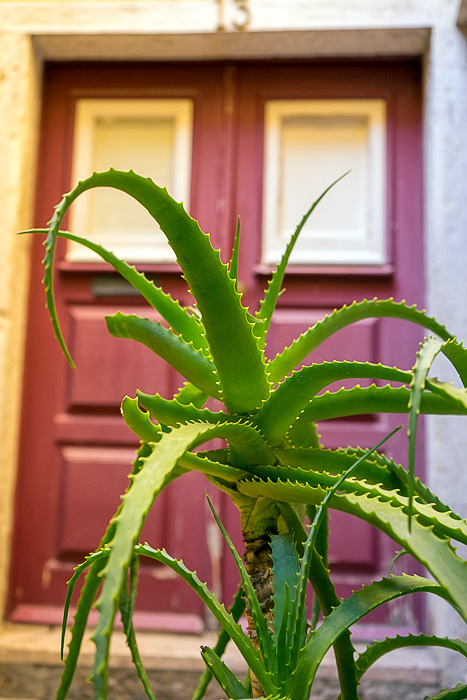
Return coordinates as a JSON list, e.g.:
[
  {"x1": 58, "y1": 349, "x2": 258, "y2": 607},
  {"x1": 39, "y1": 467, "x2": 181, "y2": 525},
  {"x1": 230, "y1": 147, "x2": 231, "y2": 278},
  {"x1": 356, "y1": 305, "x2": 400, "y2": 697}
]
[
  {"x1": 68, "y1": 99, "x2": 193, "y2": 262},
  {"x1": 263, "y1": 100, "x2": 386, "y2": 266}
]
